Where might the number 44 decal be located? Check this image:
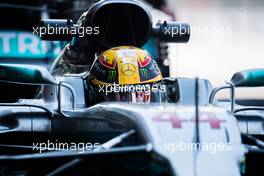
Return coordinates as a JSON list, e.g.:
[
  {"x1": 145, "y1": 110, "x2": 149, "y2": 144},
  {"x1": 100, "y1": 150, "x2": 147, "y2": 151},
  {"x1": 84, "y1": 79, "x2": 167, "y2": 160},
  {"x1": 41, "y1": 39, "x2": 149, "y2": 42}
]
[{"x1": 153, "y1": 112, "x2": 226, "y2": 129}]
